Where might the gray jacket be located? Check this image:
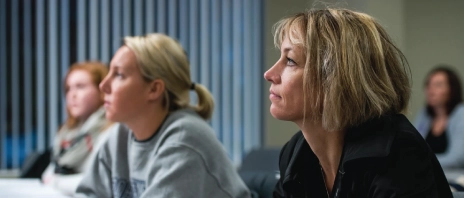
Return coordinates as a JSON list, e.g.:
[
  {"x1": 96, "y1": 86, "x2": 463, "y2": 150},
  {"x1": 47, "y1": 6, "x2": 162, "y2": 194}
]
[
  {"x1": 414, "y1": 103, "x2": 464, "y2": 168},
  {"x1": 76, "y1": 109, "x2": 250, "y2": 198}
]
